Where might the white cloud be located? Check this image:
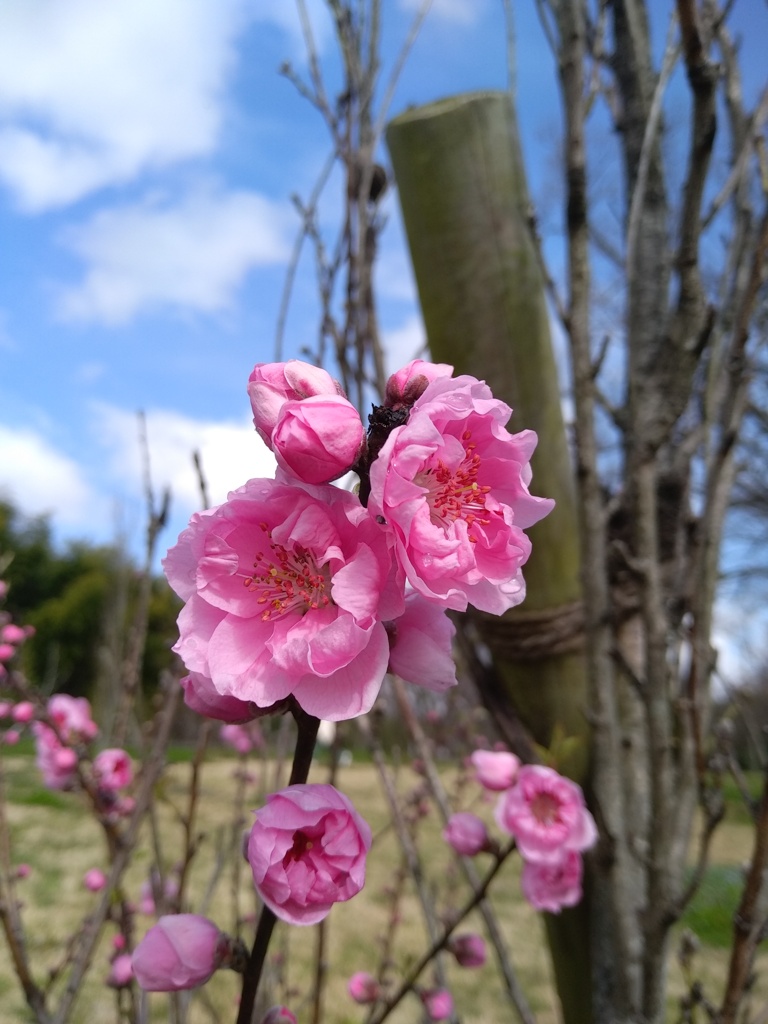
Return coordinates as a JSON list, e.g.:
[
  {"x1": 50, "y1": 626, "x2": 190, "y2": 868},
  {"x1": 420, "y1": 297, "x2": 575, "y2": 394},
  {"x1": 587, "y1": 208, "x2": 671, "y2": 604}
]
[
  {"x1": 56, "y1": 185, "x2": 292, "y2": 324},
  {"x1": 0, "y1": 423, "x2": 106, "y2": 529},
  {"x1": 398, "y1": 0, "x2": 486, "y2": 25},
  {"x1": 91, "y1": 404, "x2": 276, "y2": 519},
  {"x1": 0, "y1": 0, "x2": 247, "y2": 210}
]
